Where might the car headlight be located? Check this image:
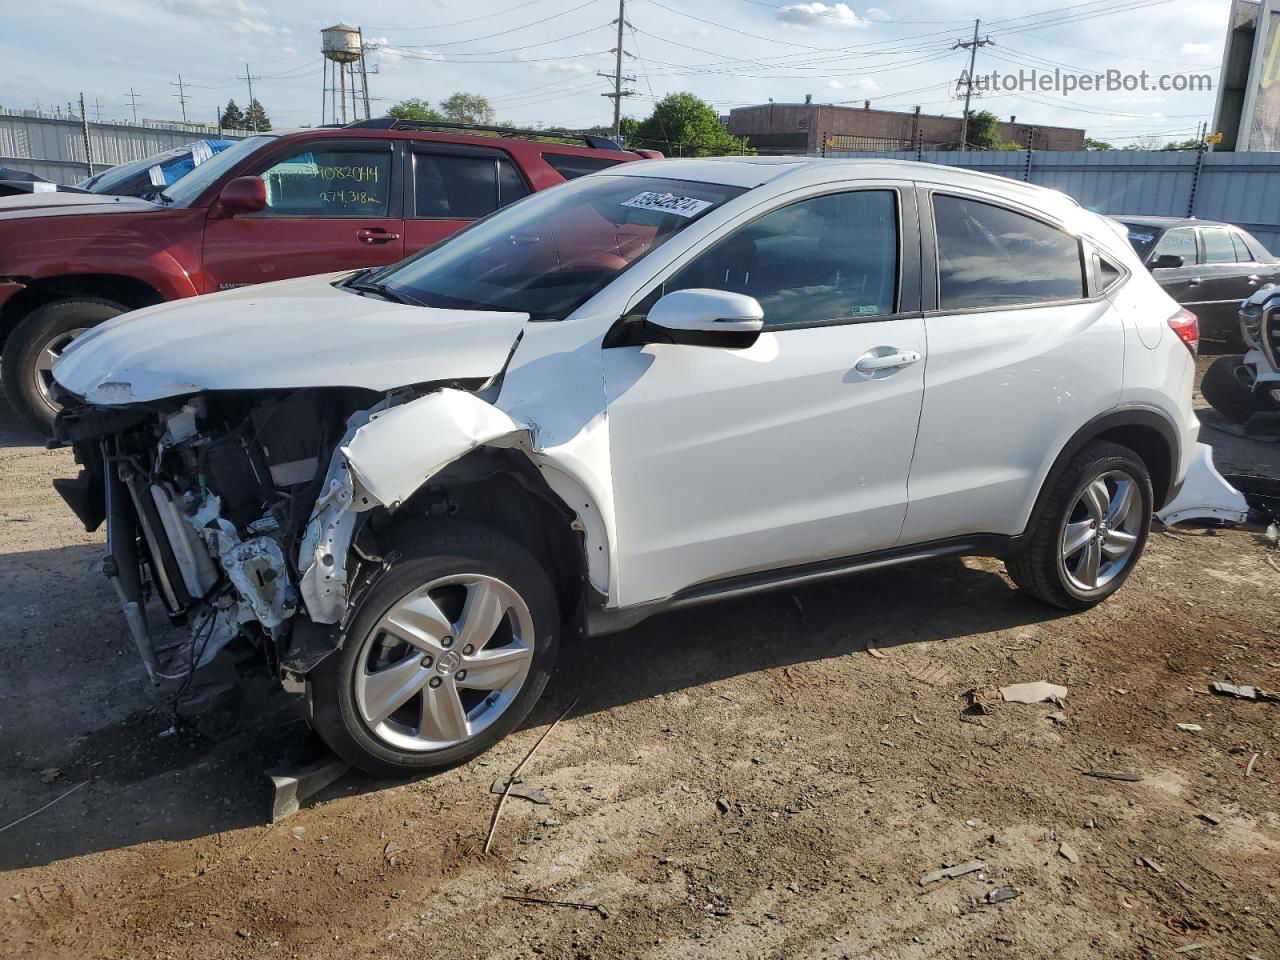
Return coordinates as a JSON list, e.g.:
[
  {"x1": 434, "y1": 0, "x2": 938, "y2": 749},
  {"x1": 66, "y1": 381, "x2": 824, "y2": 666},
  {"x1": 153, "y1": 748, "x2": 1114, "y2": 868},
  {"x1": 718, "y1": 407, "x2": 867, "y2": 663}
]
[{"x1": 1240, "y1": 303, "x2": 1263, "y2": 349}]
